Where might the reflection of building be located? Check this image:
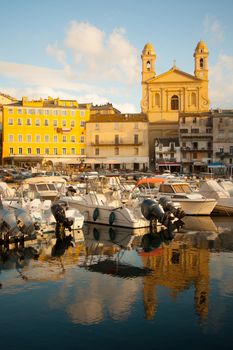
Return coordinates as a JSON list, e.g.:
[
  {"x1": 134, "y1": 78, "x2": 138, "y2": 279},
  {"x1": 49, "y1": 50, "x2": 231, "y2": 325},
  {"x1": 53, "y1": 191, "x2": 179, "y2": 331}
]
[
  {"x1": 140, "y1": 240, "x2": 209, "y2": 323},
  {"x1": 141, "y1": 41, "x2": 209, "y2": 166}
]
